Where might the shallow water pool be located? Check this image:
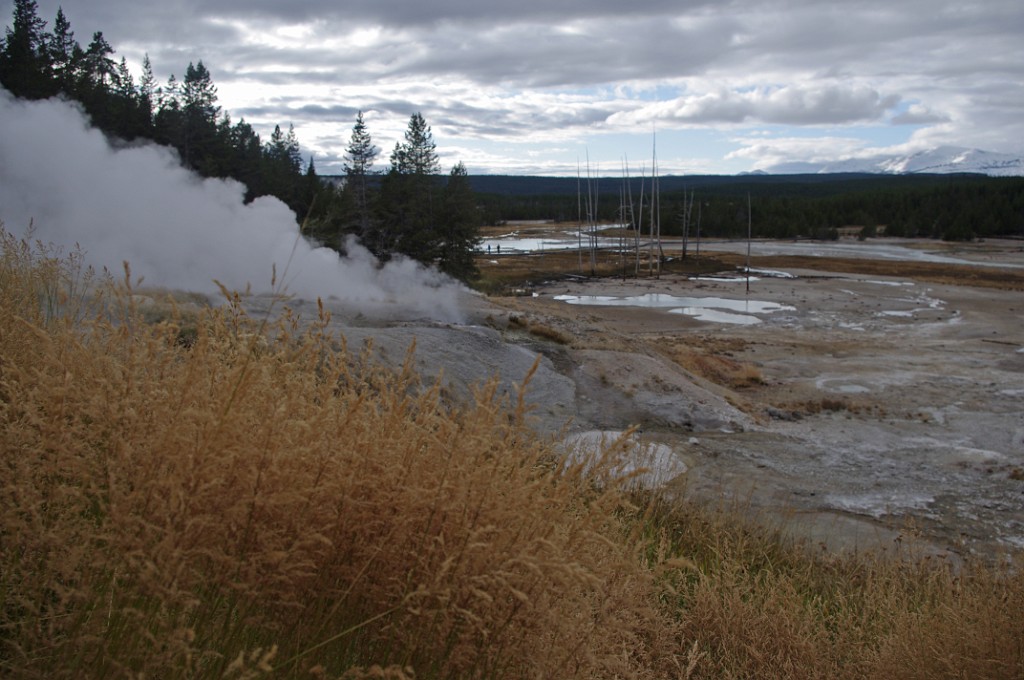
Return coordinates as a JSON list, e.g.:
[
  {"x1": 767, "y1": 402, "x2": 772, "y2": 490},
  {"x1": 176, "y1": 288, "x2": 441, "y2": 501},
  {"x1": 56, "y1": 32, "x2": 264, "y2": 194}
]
[{"x1": 554, "y1": 293, "x2": 796, "y2": 325}]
